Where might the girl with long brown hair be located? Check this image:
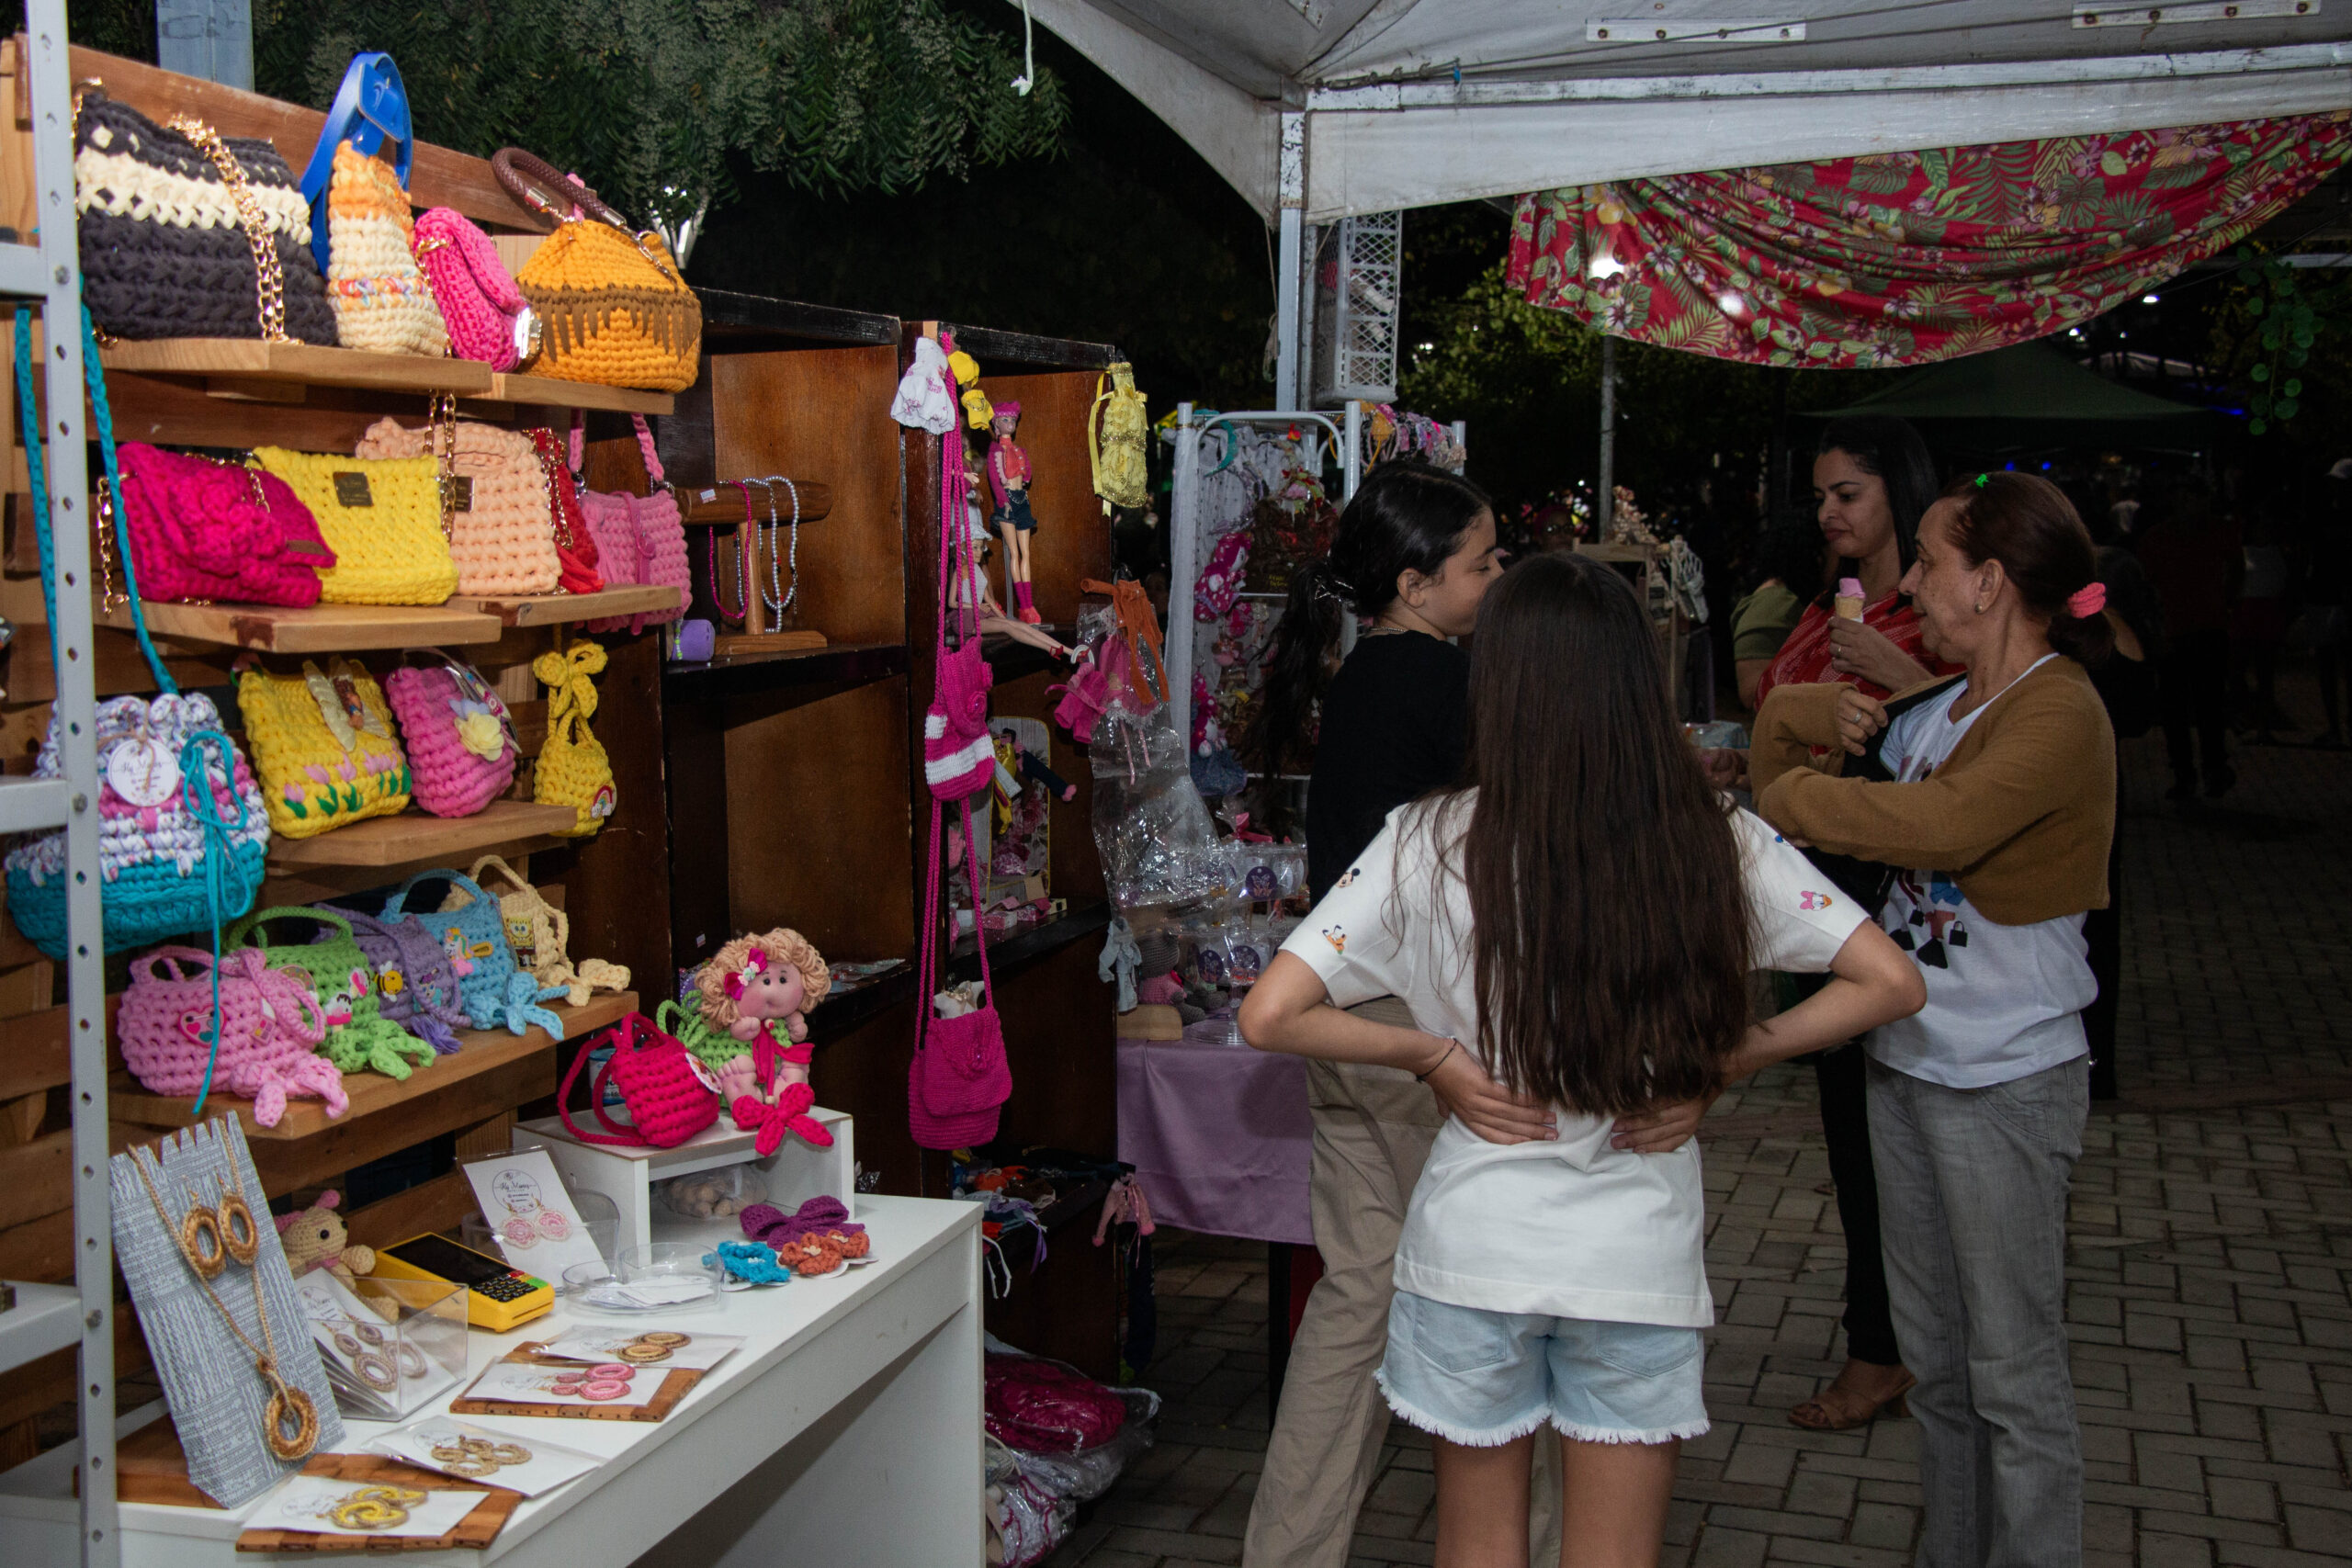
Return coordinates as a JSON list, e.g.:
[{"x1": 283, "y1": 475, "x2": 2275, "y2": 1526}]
[{"x1": 1242, "y1": 553, "x2": 1923, "y2": 1567}]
